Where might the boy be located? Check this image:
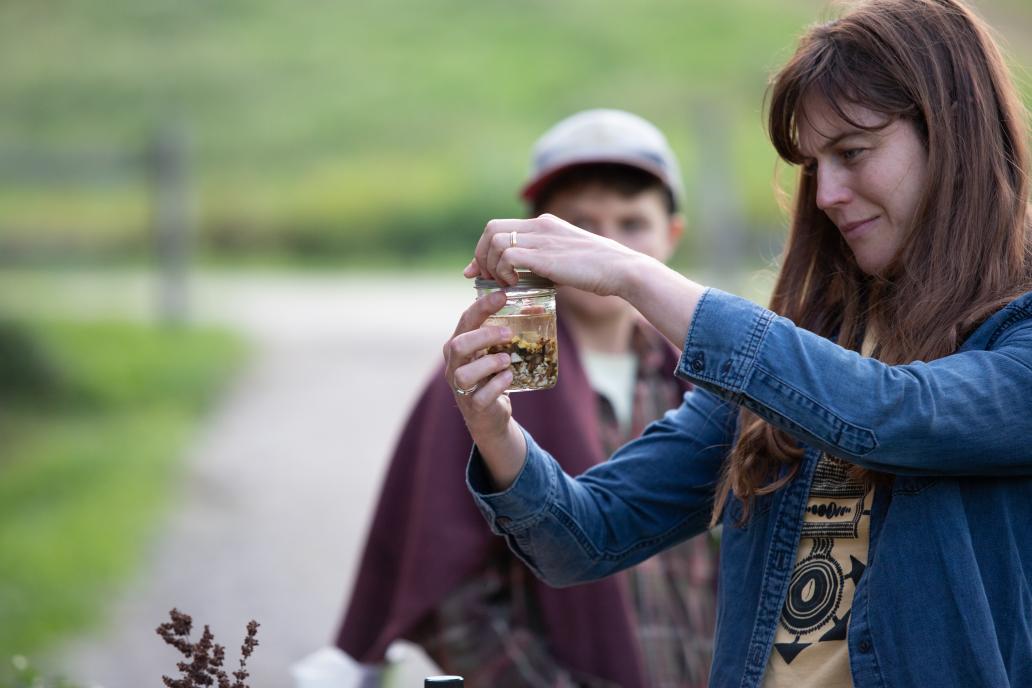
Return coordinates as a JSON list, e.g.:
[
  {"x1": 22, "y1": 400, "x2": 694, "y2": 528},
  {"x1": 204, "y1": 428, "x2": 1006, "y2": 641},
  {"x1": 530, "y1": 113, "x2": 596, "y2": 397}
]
[{"x1": 337, "y1": 110, "x2": 716, "y2": 687}]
